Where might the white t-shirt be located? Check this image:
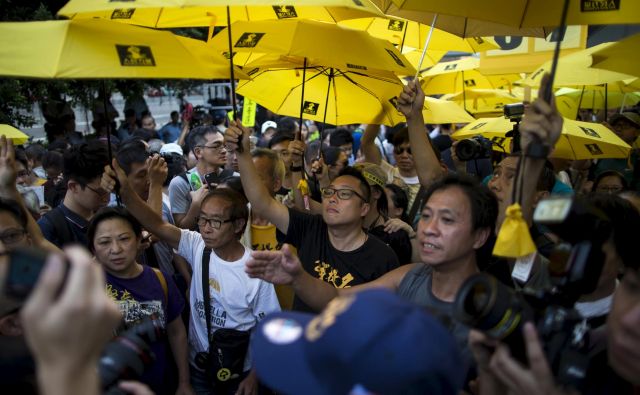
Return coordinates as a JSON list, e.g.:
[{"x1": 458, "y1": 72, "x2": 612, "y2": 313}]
[{"x1": 178, "y1": 229, "x2": 281, "y2": 371}]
